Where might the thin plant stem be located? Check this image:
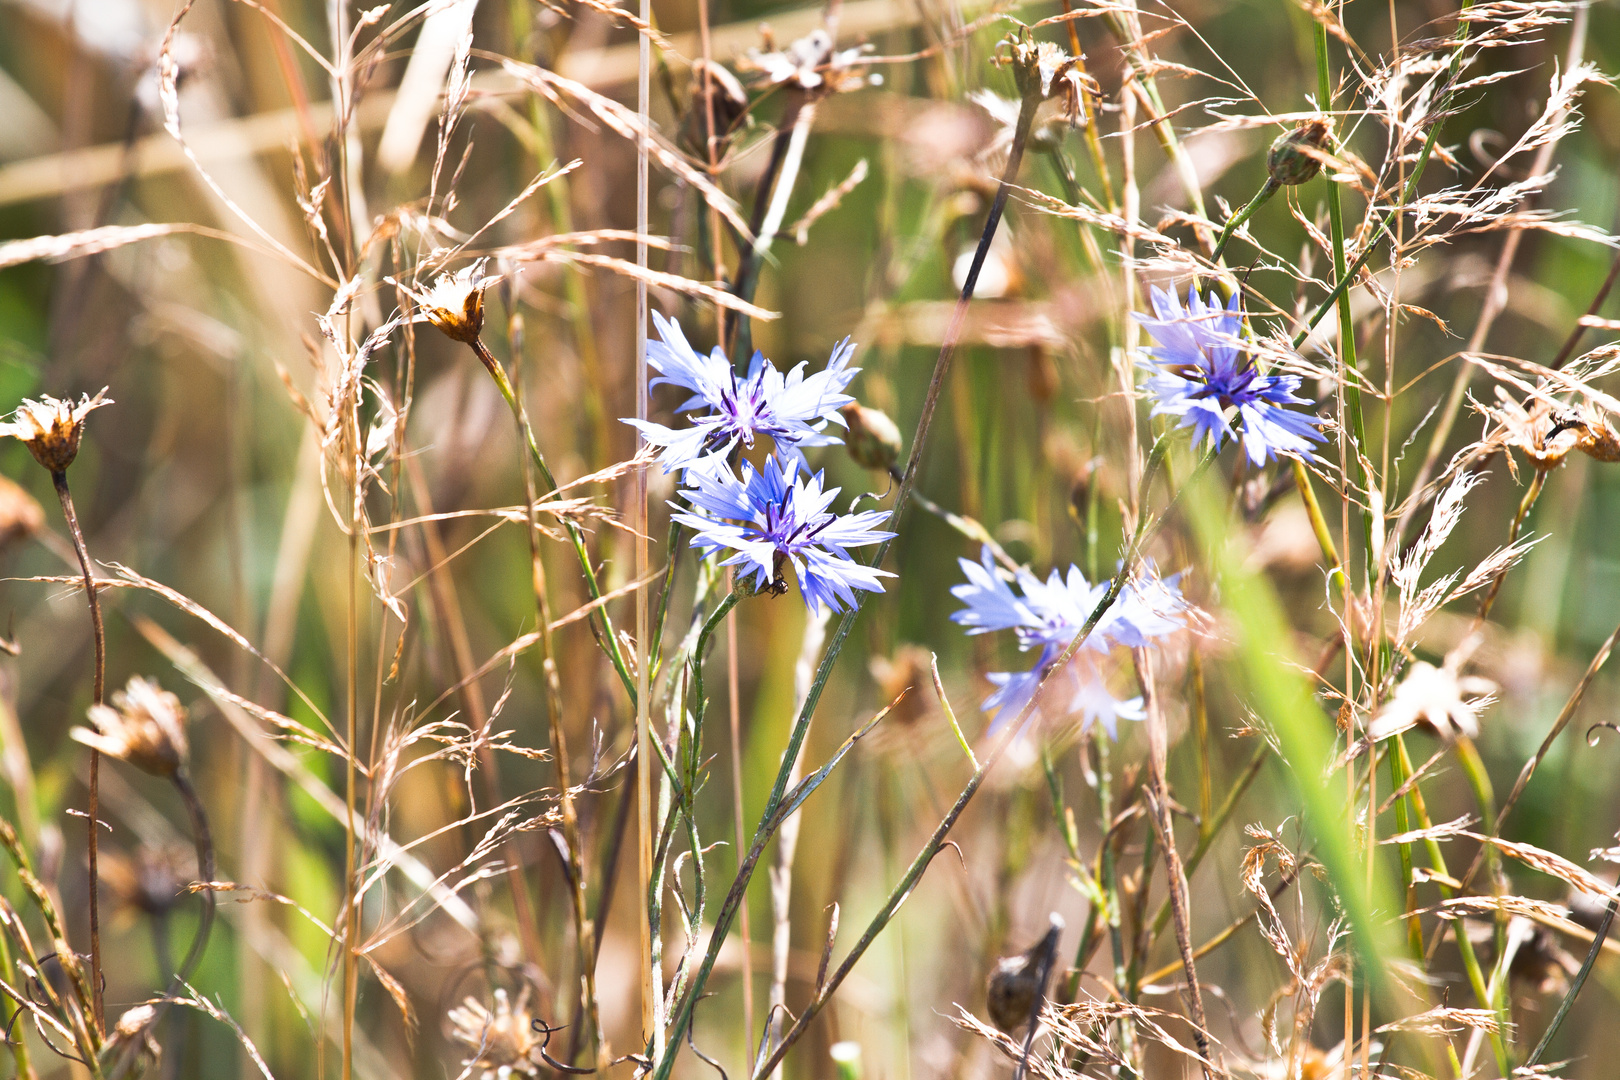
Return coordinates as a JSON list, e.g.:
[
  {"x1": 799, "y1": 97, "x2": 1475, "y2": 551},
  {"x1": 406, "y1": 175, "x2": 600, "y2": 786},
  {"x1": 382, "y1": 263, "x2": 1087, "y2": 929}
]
[
  {"x1": 52, "y1": 469, "x2": 104, "y2": 1034},
  {"x1": 508, "y1": 321, "x2": 601, "y2": 1062},
  {"x1": 469, "y1": 338, "x2": 639, "y2": 703},
  {"x1": 635, "y1": 0, "x2": 654, "y2": 1051},
  {"x1": 650, "y1": 84, "x2": 1045, "y2": 1080},
  {"x1": 1208, "y1": 179, "x2": 1279, "y2": 265},
  {"x1": 1526, "y1": 894, "x2": 1616, "y2": 1067},
  {"x1": 724, "y1": 587, "x2": 755, "y2": 1046}
]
